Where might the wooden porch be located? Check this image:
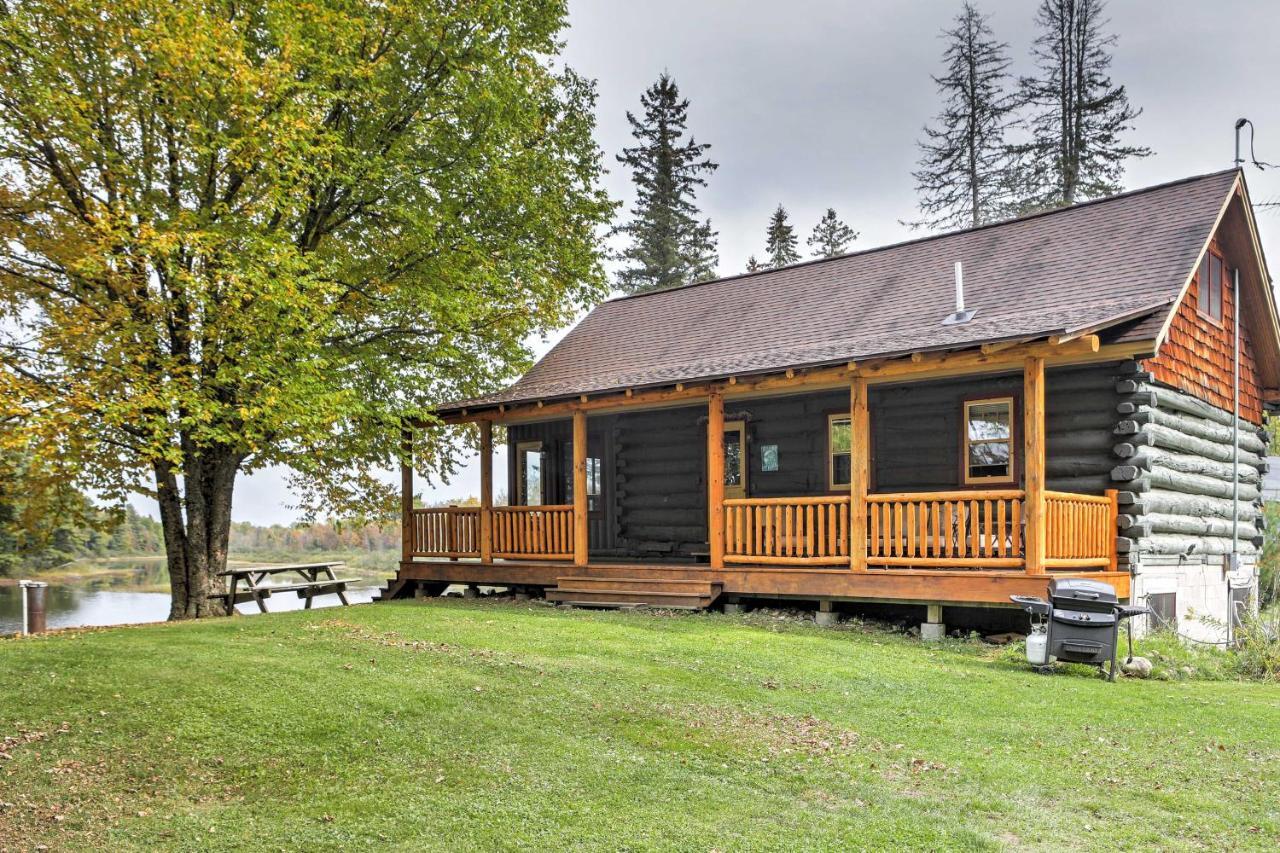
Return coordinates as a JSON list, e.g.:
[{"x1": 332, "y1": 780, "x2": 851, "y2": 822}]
[{"x1": 398, "y1": 350, "x2": 1130, "y2": 607}]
